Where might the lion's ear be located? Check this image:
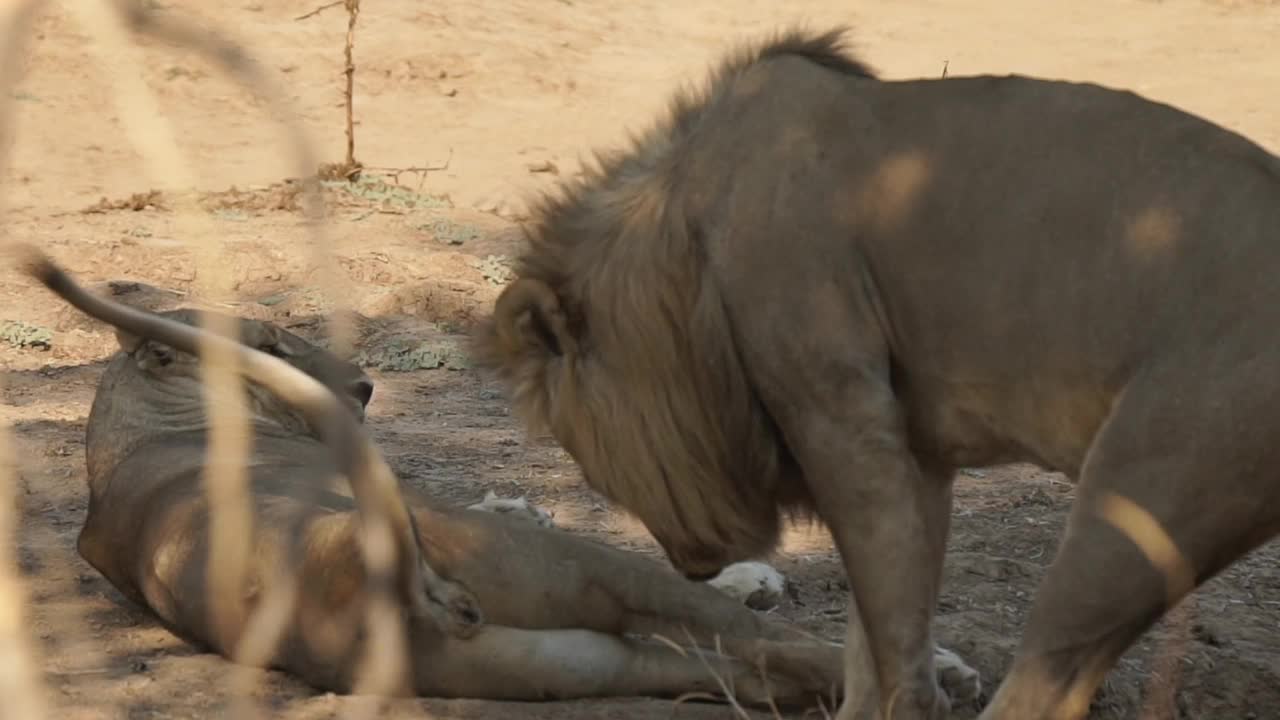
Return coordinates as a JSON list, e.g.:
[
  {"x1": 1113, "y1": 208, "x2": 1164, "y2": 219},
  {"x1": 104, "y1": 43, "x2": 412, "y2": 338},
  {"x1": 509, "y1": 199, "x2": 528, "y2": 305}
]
[
  {"x1": 114, "y1": 328, "x2": 143, "y2": 354},
  {"x1": 493, "y1": 278, "x2": 577, "y2": 358},
  {"x1": 244, "y1": 319, "x2": 284, "y2": 352},
  {"x1": 115, "y1": 332, "x2": 175, "y2": 370}
]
